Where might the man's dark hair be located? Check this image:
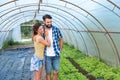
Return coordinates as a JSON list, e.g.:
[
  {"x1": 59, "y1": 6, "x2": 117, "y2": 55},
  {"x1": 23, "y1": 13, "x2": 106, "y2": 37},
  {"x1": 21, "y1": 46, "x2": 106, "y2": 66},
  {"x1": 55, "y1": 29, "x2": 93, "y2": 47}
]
[{"x1": 42, "y1": 14, "x2": 52, "y2": 21}]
